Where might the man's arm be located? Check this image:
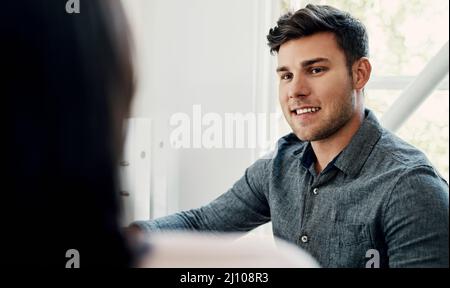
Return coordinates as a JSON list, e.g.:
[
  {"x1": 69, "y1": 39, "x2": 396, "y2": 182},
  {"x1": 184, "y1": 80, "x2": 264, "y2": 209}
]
[
  {"x1": 130, "y1": 158, "x2": 272, "y2": 234},
  {"x1": 384, "y1": 165, "x2": 449, "y2": 268}
]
